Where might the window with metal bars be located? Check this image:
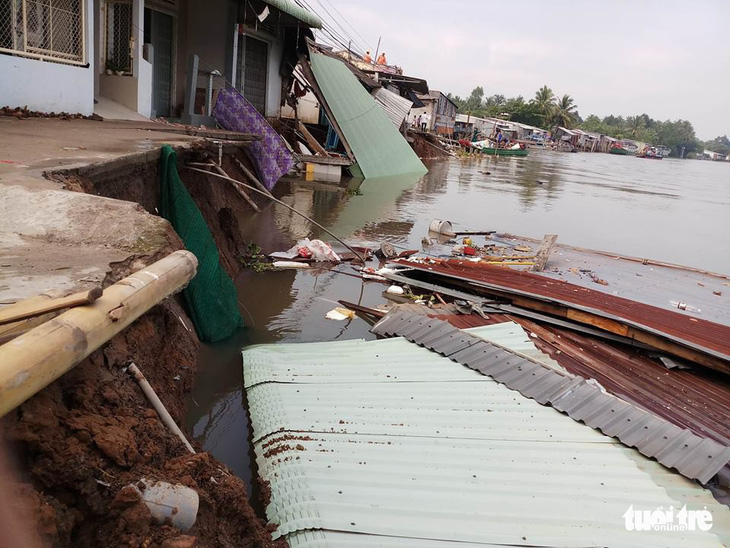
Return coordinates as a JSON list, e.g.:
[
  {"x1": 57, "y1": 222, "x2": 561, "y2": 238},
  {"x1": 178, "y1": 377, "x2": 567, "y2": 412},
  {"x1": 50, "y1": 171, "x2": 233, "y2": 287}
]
[
  {"x1": 104, "y1": 0, "x2": 132, "y2": 73},
  {"x1": 0, "y1": 0, "x2": 85, "y2": 65}
]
